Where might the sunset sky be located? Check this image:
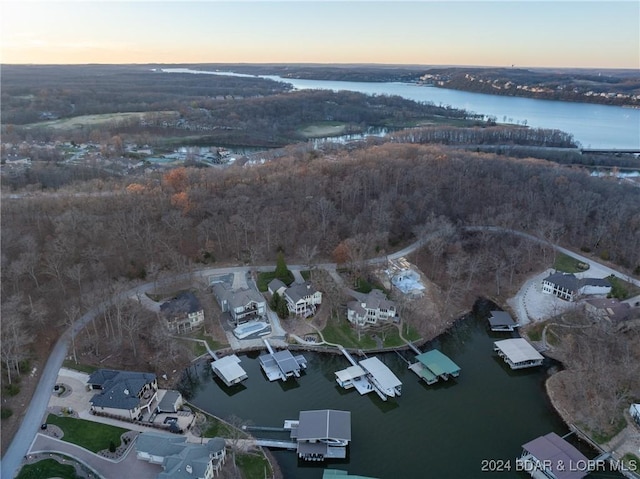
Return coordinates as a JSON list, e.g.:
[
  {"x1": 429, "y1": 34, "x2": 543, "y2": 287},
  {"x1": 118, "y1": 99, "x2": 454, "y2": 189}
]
[{"x1": 1, "y1": 1, "x2": 638, "y2": 68}]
